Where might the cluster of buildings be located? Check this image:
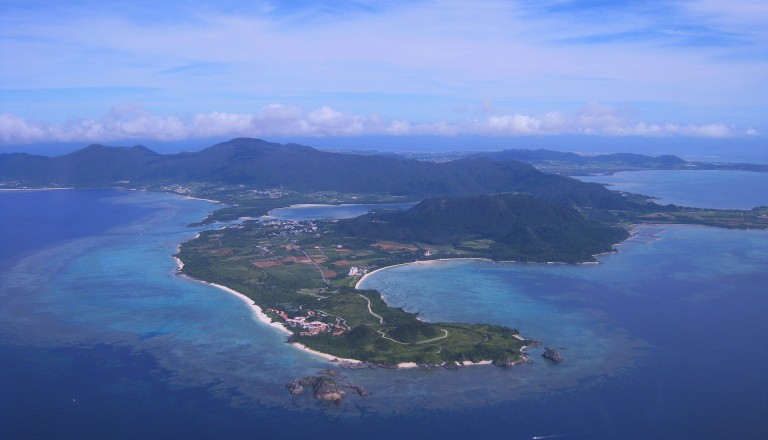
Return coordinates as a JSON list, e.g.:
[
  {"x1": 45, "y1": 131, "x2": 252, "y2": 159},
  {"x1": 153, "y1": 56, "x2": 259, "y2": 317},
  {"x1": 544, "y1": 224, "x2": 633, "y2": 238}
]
[
  {"x1": 347, "y1": 266, "x2": 366, "y2": 277},
  {"x1": 262, "y1": 220, "x2": 319, "y2": 237},
  {"x1": 347, "y1": 265, "x2": 375, "y2": 277},
  {"x1": 161, "y1": 184, "x2": 192, "y2": 195},
  {"x1": 247, "y1": 188, "x2": 291, "y2": 199},
  {"x1": 266, "y1": 308, "x2": 348, "y2": 337}
]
